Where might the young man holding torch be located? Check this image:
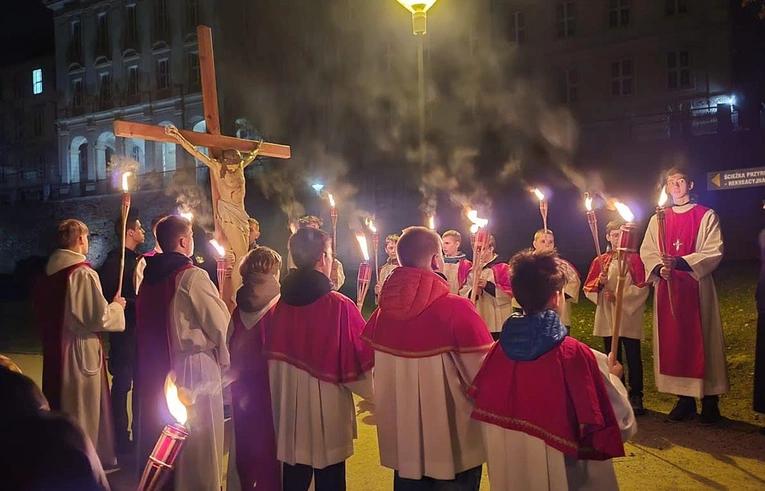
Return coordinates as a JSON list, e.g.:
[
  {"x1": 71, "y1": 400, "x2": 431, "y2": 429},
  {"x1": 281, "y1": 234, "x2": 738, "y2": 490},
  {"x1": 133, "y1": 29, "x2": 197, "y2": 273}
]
[
  {"x1": 374, "y1": 233, "x2": 400, "y2": 300},
  {"x1": 640, "y1": 166, "x2": 729, "y2": 425}
]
